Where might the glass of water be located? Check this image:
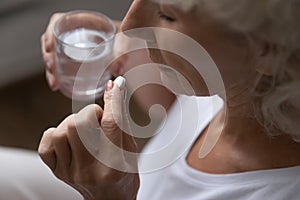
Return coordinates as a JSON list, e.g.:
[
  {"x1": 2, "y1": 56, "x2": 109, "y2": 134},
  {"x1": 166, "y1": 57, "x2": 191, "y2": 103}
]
[{"x1": 53, "y1": 10, "x2": 116, "y2": 101}]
